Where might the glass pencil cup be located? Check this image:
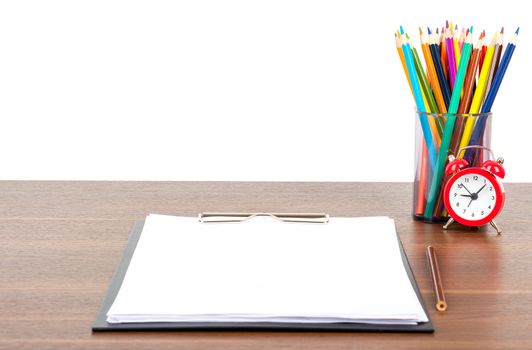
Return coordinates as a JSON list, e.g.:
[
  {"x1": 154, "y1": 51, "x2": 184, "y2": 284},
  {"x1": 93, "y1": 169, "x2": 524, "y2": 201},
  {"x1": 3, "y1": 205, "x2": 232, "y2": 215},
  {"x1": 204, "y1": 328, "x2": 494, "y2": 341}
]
[{"x1": 413, "y1": 111, "x2": 493, "y2": 223}]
